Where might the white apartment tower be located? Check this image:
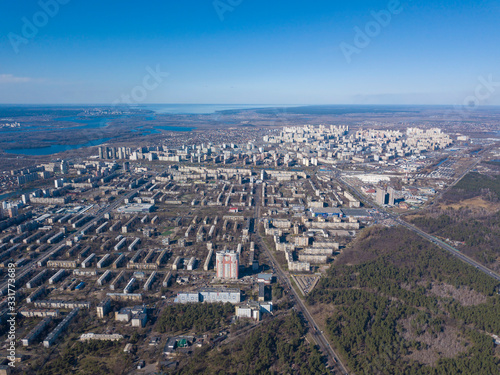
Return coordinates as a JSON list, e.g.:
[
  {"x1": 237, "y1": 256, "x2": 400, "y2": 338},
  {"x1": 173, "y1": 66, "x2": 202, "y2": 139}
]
[{"x1": 216, "y1": 250, "x2": 239, "y2": 280}]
